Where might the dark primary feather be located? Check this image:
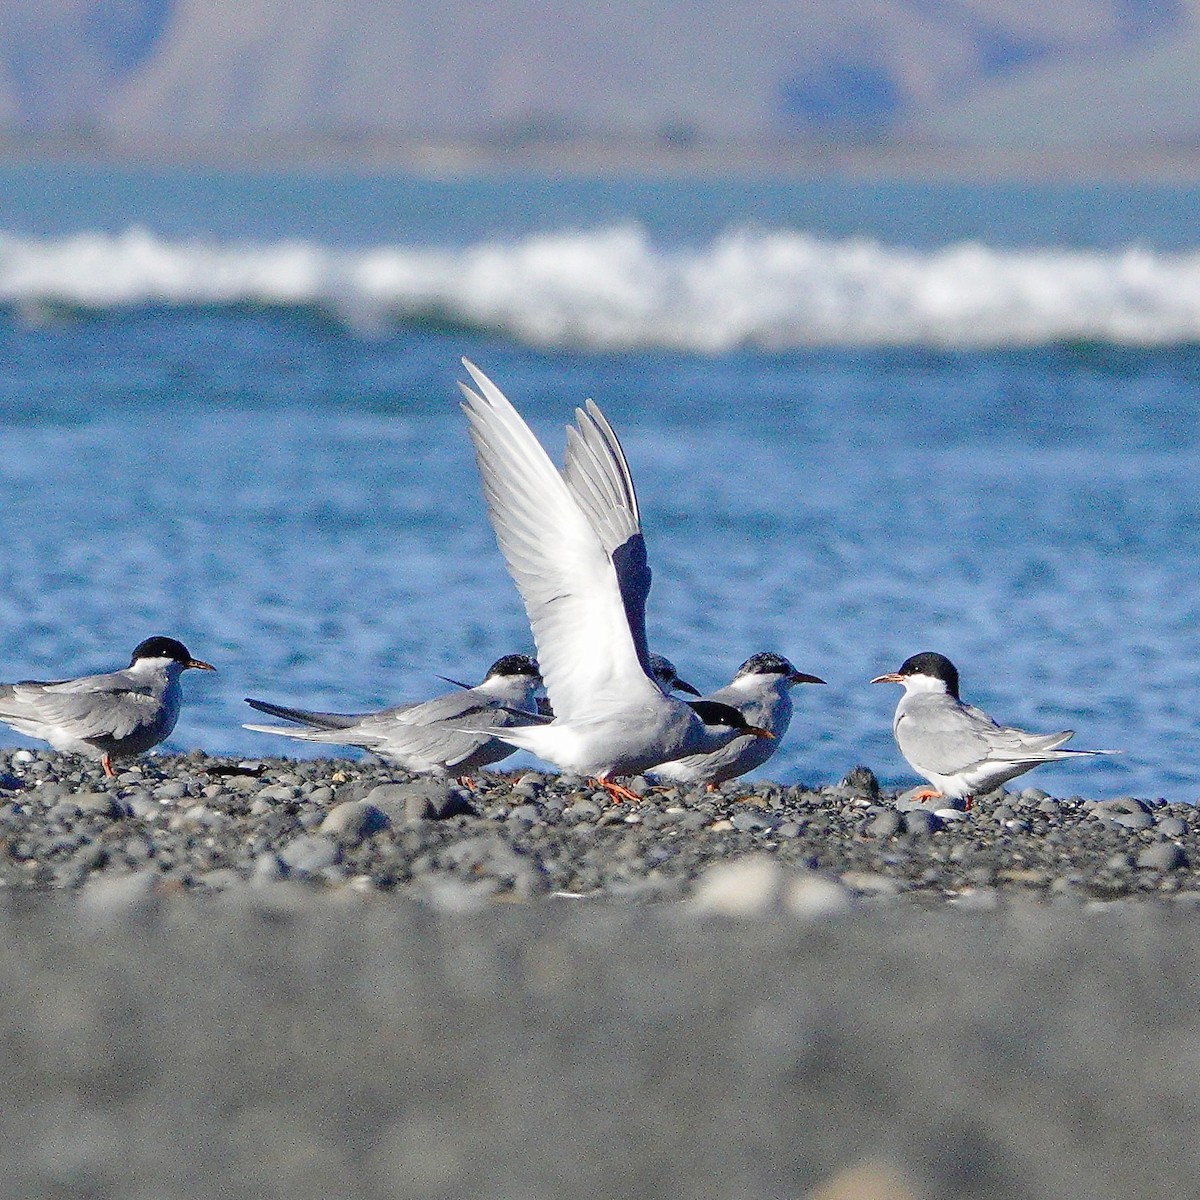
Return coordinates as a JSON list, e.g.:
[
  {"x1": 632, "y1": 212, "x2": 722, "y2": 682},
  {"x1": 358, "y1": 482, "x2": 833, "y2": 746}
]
[{"x1": 243, "y1": 698, "x2": 362, "y2": 730}]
